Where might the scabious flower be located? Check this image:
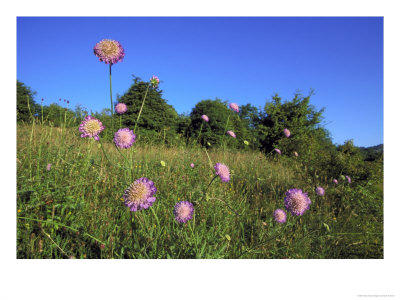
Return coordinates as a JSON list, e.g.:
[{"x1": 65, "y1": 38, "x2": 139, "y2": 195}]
[
  {"x1": 214, "y1": 163, "x2": 230, "y2": 182},
  {"x1": 333, "y1": 179, "x2": 338, "y2": 184},
  {"x1": 79, "y1": 115, "x2": 105, "y2": 140},
  {"x1": 274, "y1": 148, "x2": 281, "y2": 155},
  {"x1": 93, "y1": 39, "x2": 125, "y2": 64},
  {"x1": 294, "y1": 151, "x2": 298, "y2": 157},
  {"x1": 283, "y1": 128, "x2": 291, "y2": 138},
  {"x1": 229, "y1": 103, "x2": 239, "y2": 113},
  {"x1": 274, "y1": 209, "x2": 287, "y2": 223},
  {"x1": 123, "y1": 178, "x2": 157, "y2": 212},
  {"x1": 150, "y1": 75, "x2": 160, "y2": 88},
  {"x1": 46, "y1": 164, "x2": 51, "y2": 171},
  {"x1": 284, "y1": 188, "x2": 311, "y2": 216},
  {"x1": 201, "y1": 115, "x2": 209, "y2": 122},
  {"x1": 174, "y1": 201, "x2": 194, "y2": 223},
  {"x1": 227, "y1": 130, "x2": 236, "y2": 138},
  {"x1": 346, "y1": 175, "x2": 351, "y2": 183},
  {"x1": 115, "y1": 102, "x2": 127, "y2": 114},
  {"x1": 190, "y1": 163, "x2": 195, "y2": 168},
  {"x1": 315, "y1": 186, "x2": 325, "y2": 196},
  {"x1": 114, "y1": 128, "x2": 136, "y2": 149}
]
